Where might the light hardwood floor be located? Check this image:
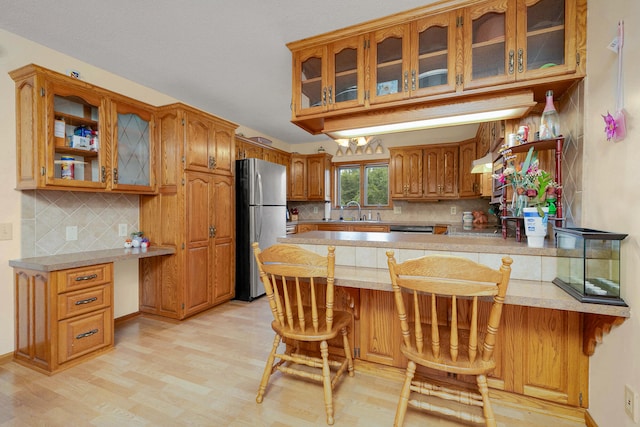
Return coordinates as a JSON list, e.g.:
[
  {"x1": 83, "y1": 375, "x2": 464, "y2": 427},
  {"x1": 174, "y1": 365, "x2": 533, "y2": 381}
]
[{"x1": 0, "y1": 298, "x2": 587, "y2": 427}]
